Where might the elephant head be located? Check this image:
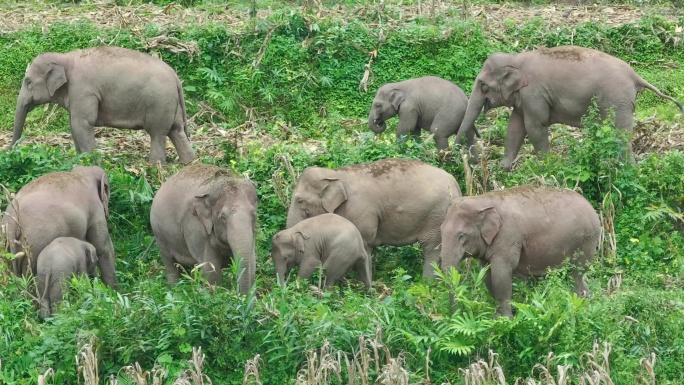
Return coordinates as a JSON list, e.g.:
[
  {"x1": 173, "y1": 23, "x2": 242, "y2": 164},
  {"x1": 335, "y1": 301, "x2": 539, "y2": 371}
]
[
  {"x1": 193, "y1": 177, "x2": 257, "y2": 294},
  {"x1": 271, "y1": 229, "x2": 315, "y2": 286},
  {"x1": 12, "y1": 53, "x2": 69, "y2": 148},
  {"x1": 454, "y1": 53, "x2": 528, "y2": 146},
  {"x1": 286, "y1": 168, "x2": 347, "y2": 228},
  {"x1": 83, "y1": 242, "x2": 99, "y2": 277},
  {"x1": 72, "y1": 166, "x2": 111, "y2": 218},
  {"x1": 440, "y1": 201, "x2": 502, "y2": 274},
  {"x1": 368, "y1": 84, "x2": 406, "y2": 134}
]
